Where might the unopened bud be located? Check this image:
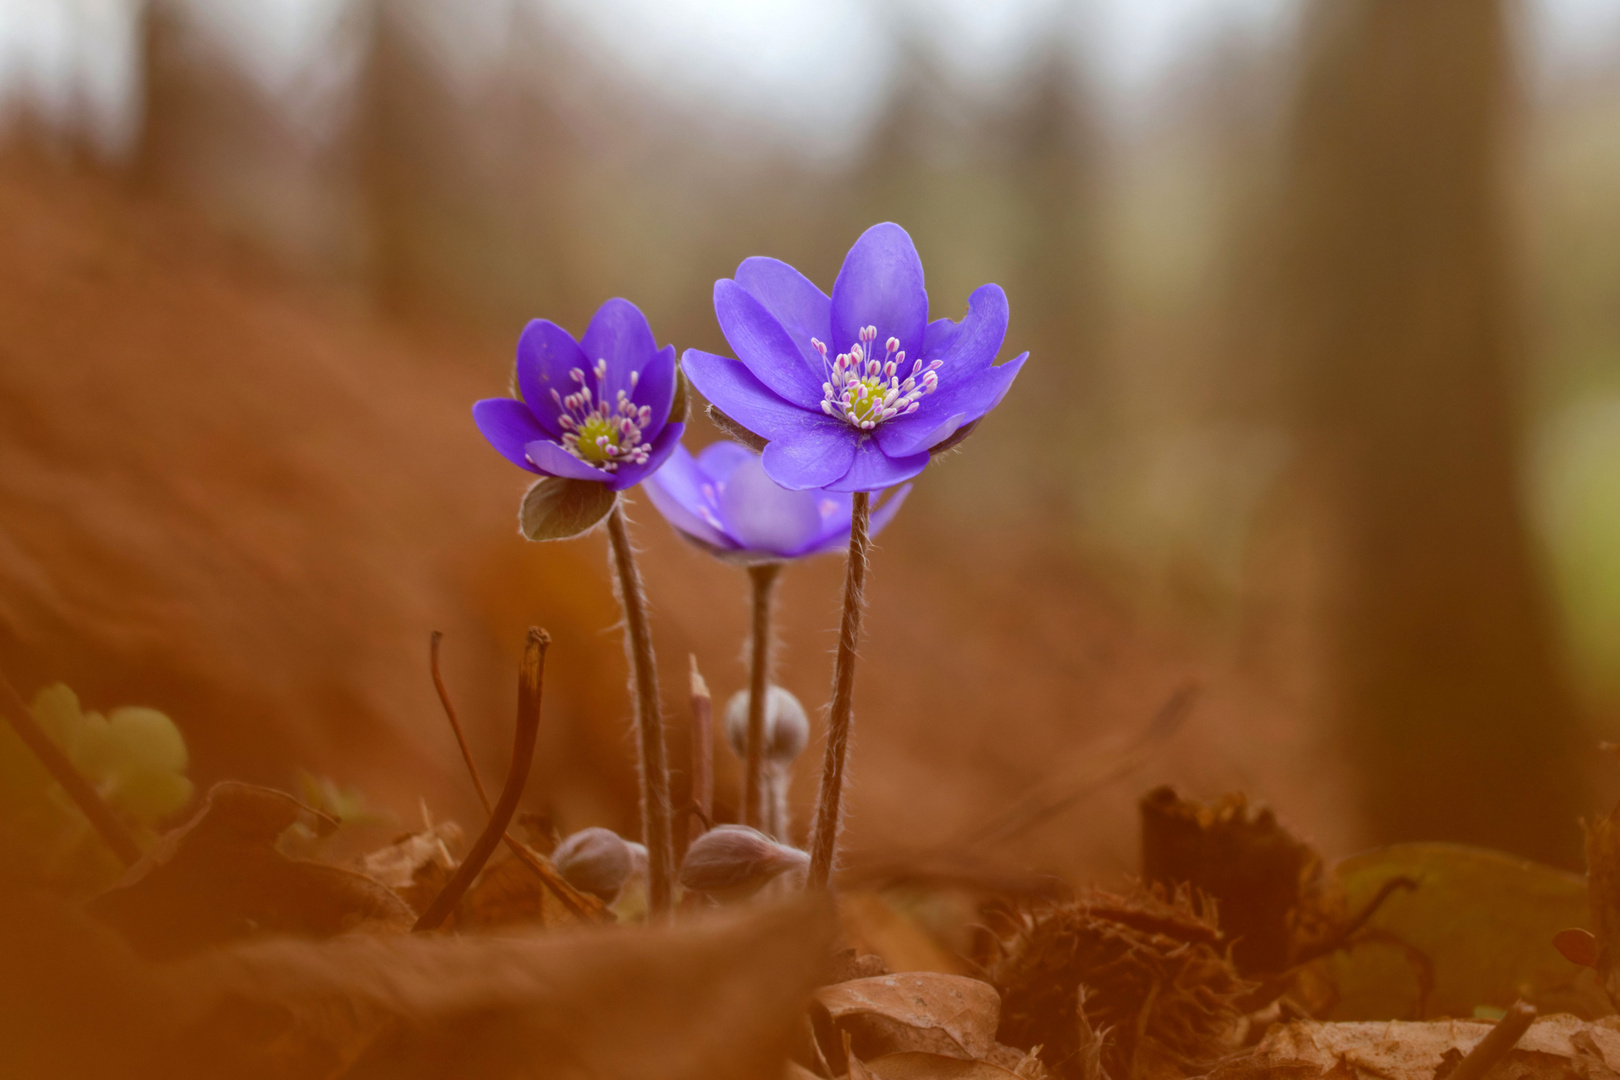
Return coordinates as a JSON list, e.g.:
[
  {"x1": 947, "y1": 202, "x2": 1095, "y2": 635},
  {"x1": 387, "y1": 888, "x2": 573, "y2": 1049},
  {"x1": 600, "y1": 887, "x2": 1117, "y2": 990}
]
[
  {"x1": 724, "y1": 685, "x2": 810, "y2": 765},
  {"x1": 678, "y1": 824, "x2": 809, "y2": 901},
  {"x1": 553, "y1": 826, "x2": 634, "y2": 901}
]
